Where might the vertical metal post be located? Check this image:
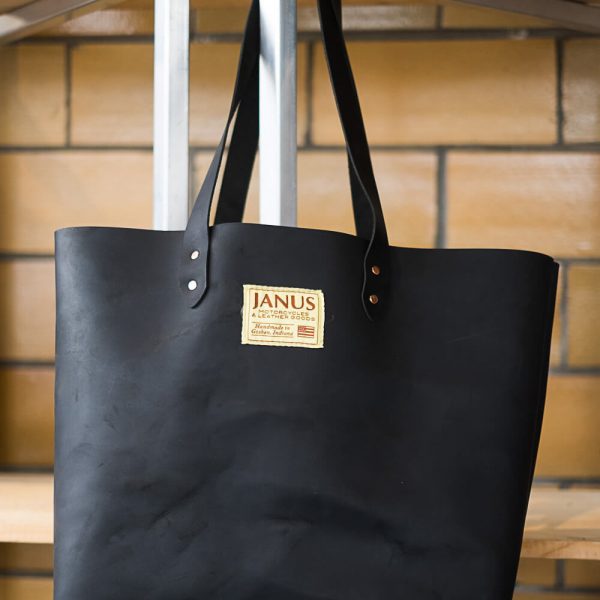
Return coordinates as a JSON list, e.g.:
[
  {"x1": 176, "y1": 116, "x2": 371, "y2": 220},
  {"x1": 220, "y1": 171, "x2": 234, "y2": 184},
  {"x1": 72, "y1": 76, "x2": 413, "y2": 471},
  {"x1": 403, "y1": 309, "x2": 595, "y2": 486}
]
[
  {"x1": 259, "y1": 0, "x2": 298, "y2": 226},
  {"x1": 153, "y1": 0, "x2": 190, "y2": 231}
]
